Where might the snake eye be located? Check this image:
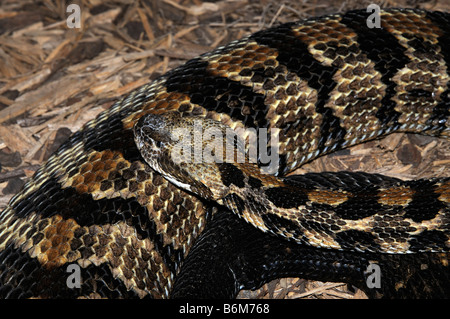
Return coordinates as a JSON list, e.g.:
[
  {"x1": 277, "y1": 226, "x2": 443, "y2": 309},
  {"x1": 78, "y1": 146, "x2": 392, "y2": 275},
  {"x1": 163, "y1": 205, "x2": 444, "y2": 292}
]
[{"x1": 155, "y1": 140, "x2": 162, "y2": 148}]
